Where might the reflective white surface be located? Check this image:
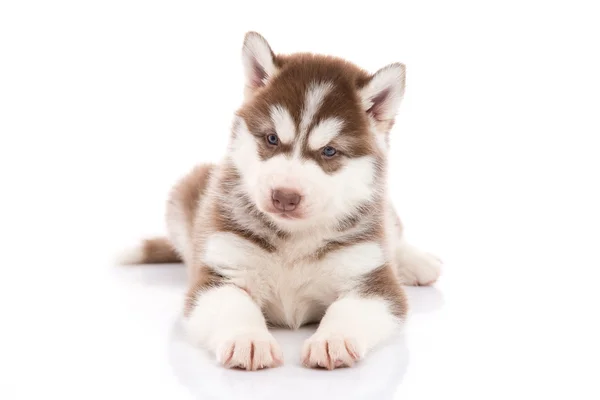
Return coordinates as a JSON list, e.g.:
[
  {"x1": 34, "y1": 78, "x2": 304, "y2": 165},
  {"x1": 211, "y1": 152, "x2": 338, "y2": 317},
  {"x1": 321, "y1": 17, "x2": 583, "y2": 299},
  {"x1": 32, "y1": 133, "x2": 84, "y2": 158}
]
[
  {"x1": 168, "y1": 323, "x2": 409, "y2": 400},
  {"x1": 6, "y1": 254, "x2": 599, "y2": 399},
  {"x1": 167, "y1": 286, "x2": 443, "y2": 400},
  {"x1": 97, "y1": 260, "x2": 600, "y2": 400}
]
